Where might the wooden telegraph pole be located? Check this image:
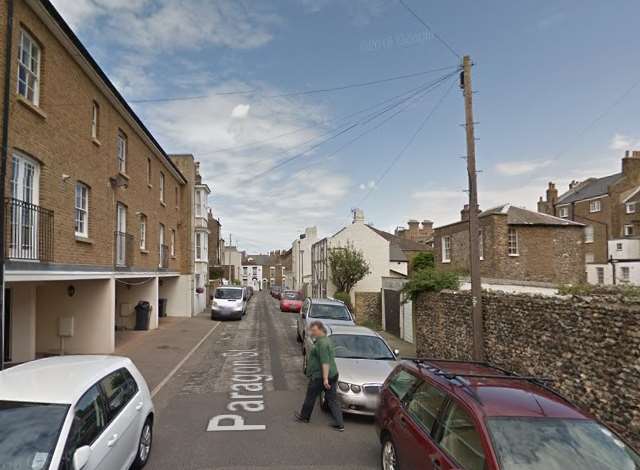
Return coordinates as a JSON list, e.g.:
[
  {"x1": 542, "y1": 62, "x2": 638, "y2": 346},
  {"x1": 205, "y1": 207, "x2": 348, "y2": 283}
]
[{"x1": 461, "y1": 55, "x2": 485, "y2": 361}]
